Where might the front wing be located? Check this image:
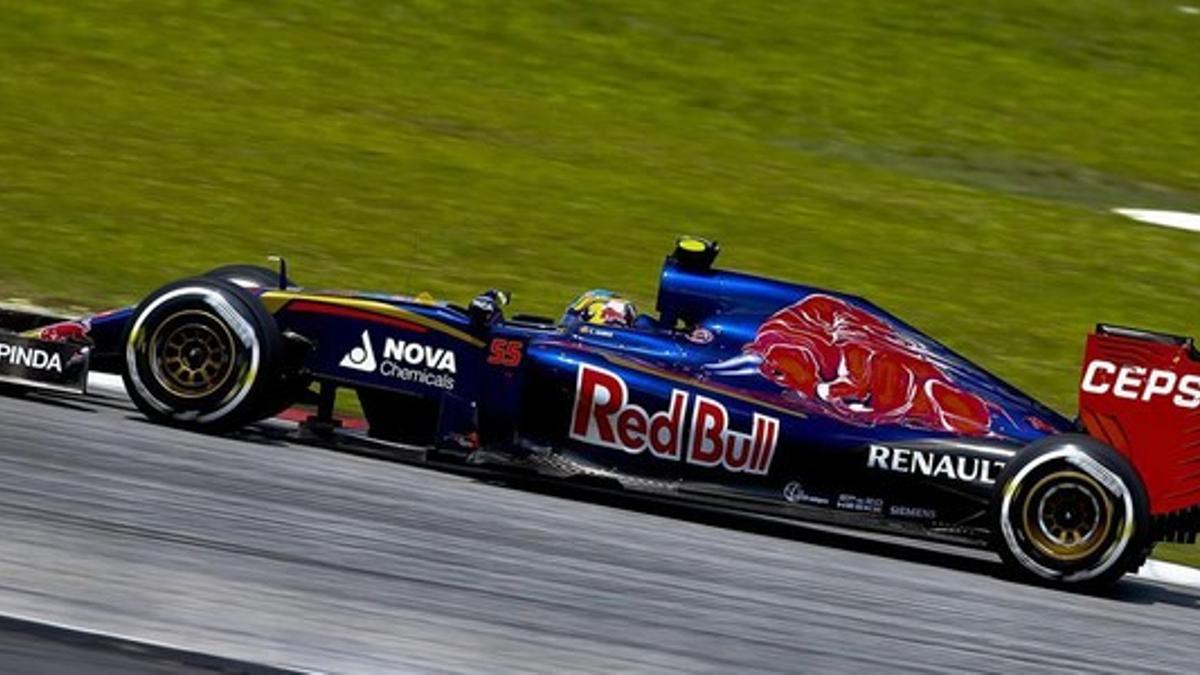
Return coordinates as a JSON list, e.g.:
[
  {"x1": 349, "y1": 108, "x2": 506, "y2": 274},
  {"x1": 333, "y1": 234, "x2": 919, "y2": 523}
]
[{"x1": 0, "y1": 309, "x2": 90, "y2": 393}]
